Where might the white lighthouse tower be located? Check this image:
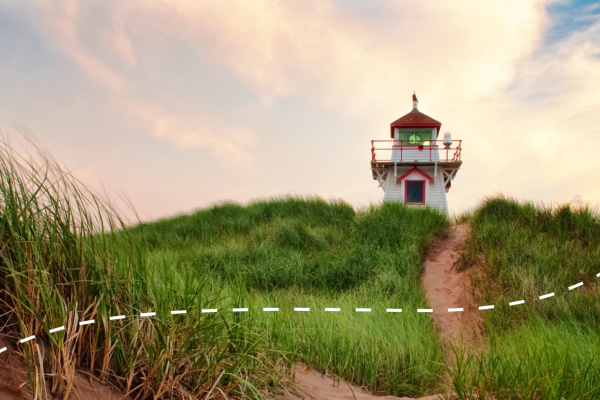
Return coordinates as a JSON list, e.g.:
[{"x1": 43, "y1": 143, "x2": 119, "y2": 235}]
[{"x1": 370, "y1": 93, "x2": 462, "y2": 216}]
